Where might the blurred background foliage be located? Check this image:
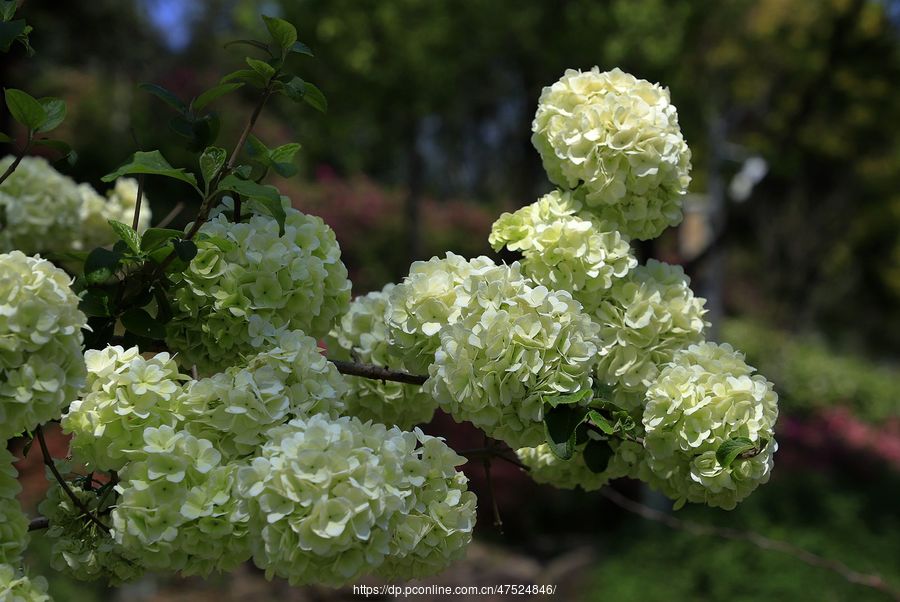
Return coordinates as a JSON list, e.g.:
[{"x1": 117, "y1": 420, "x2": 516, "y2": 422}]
[{"x1": 3, "y1": 0, "x2": 899, "y2": 600}]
